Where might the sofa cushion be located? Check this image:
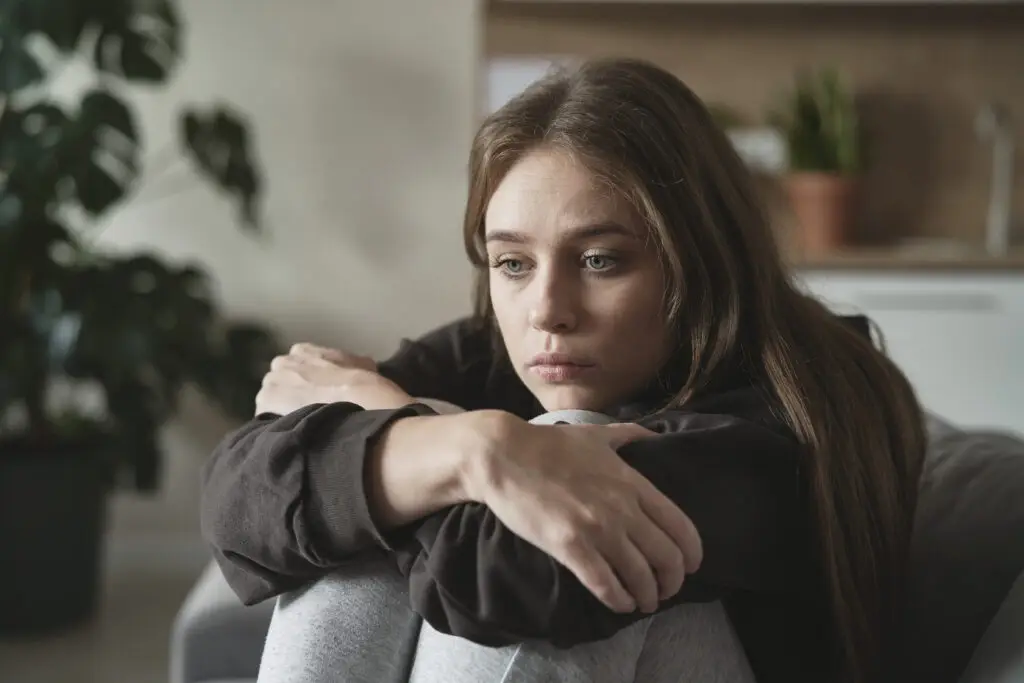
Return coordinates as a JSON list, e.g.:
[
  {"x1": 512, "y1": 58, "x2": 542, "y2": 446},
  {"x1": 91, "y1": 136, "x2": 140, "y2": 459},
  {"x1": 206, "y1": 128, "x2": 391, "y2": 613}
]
[
  {"x1": 171, "y1": 562, "x2": 275, "y2": 683},
  {"x1": 894, "y1": 415, "x2": 1024, "y2": 682},
  {"x1": 958, "y1": 568, "x2": 1024, "y2": 683}
]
